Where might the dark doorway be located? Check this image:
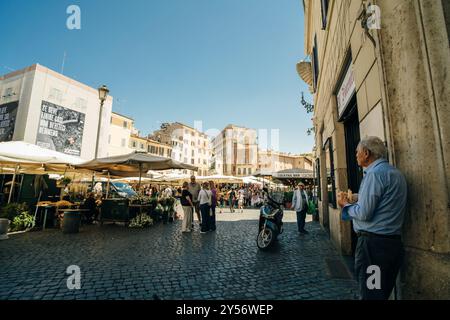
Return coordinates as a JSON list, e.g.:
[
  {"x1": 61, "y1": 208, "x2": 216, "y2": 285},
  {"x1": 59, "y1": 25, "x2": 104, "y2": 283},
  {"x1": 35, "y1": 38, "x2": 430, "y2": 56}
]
[{"x1": 342, "y1": 95, "x2": 363, "y2": 256}]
